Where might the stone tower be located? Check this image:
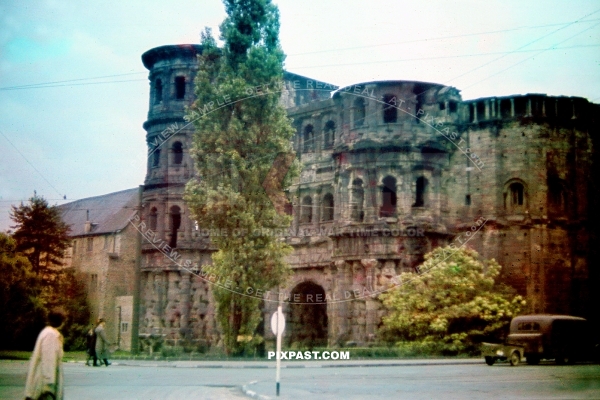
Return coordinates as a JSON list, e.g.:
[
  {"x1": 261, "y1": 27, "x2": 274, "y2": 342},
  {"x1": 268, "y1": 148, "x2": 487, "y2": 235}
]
[
  {"x1": 139, "y1": 44, "x2": 218, "y2": 351},
  {"x1": 136, "y1": 43, "x2": 599, "y2": 351}
]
